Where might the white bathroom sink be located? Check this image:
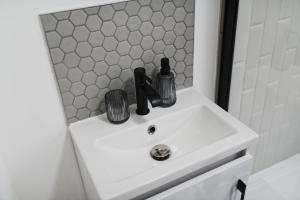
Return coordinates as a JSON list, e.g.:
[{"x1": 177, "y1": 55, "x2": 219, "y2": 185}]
[{"x1": 70, "y1": 88, "x2": 258, "y2": 200}]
